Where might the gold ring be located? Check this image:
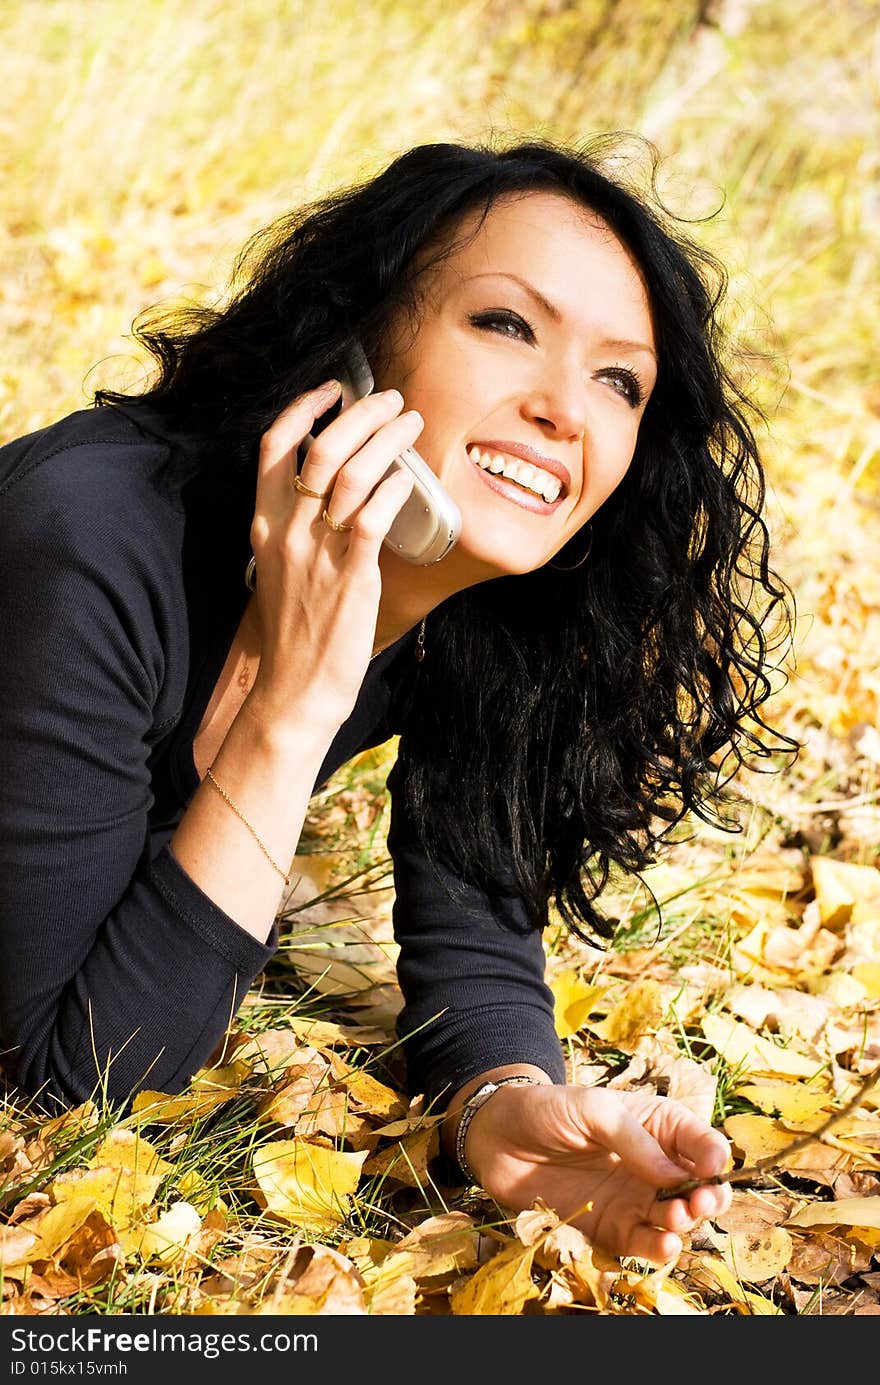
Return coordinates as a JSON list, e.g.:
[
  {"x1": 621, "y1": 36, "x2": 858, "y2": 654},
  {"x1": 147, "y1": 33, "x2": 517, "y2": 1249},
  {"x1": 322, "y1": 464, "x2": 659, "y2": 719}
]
[
  {"x1": 322, "y1": 507, "x2": 352, "y2": 534},
  {"x1": 293, "y1": 474, "x2": 328, "y2": 500}
]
